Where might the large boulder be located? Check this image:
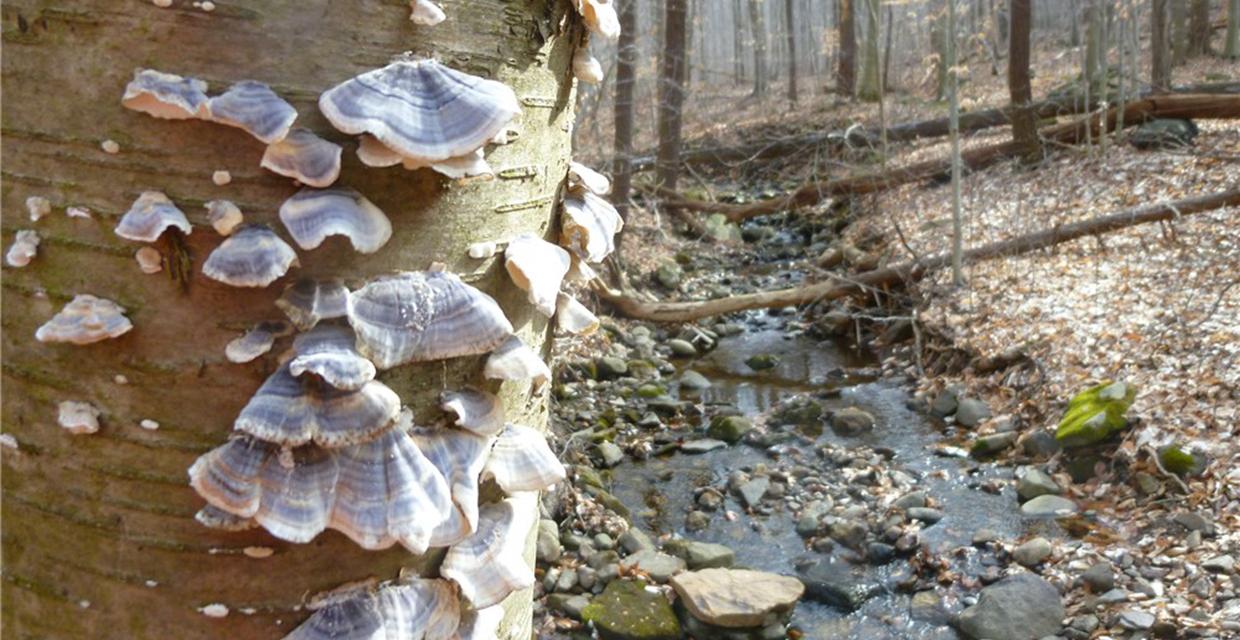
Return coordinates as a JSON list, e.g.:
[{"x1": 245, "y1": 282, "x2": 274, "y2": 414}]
[
  {"x1": 956, "y1": 574, "x2": 1064, "y2": 640},
  {"x1": 582, "y1": 580, "x2": 682, "y2": 640},
  {"x1": 1055, "y1": 381, "x2": 1136, "y2": 448},
  {"x1": 670, "y1": 568, "x2": 804, "y2": 628}
]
